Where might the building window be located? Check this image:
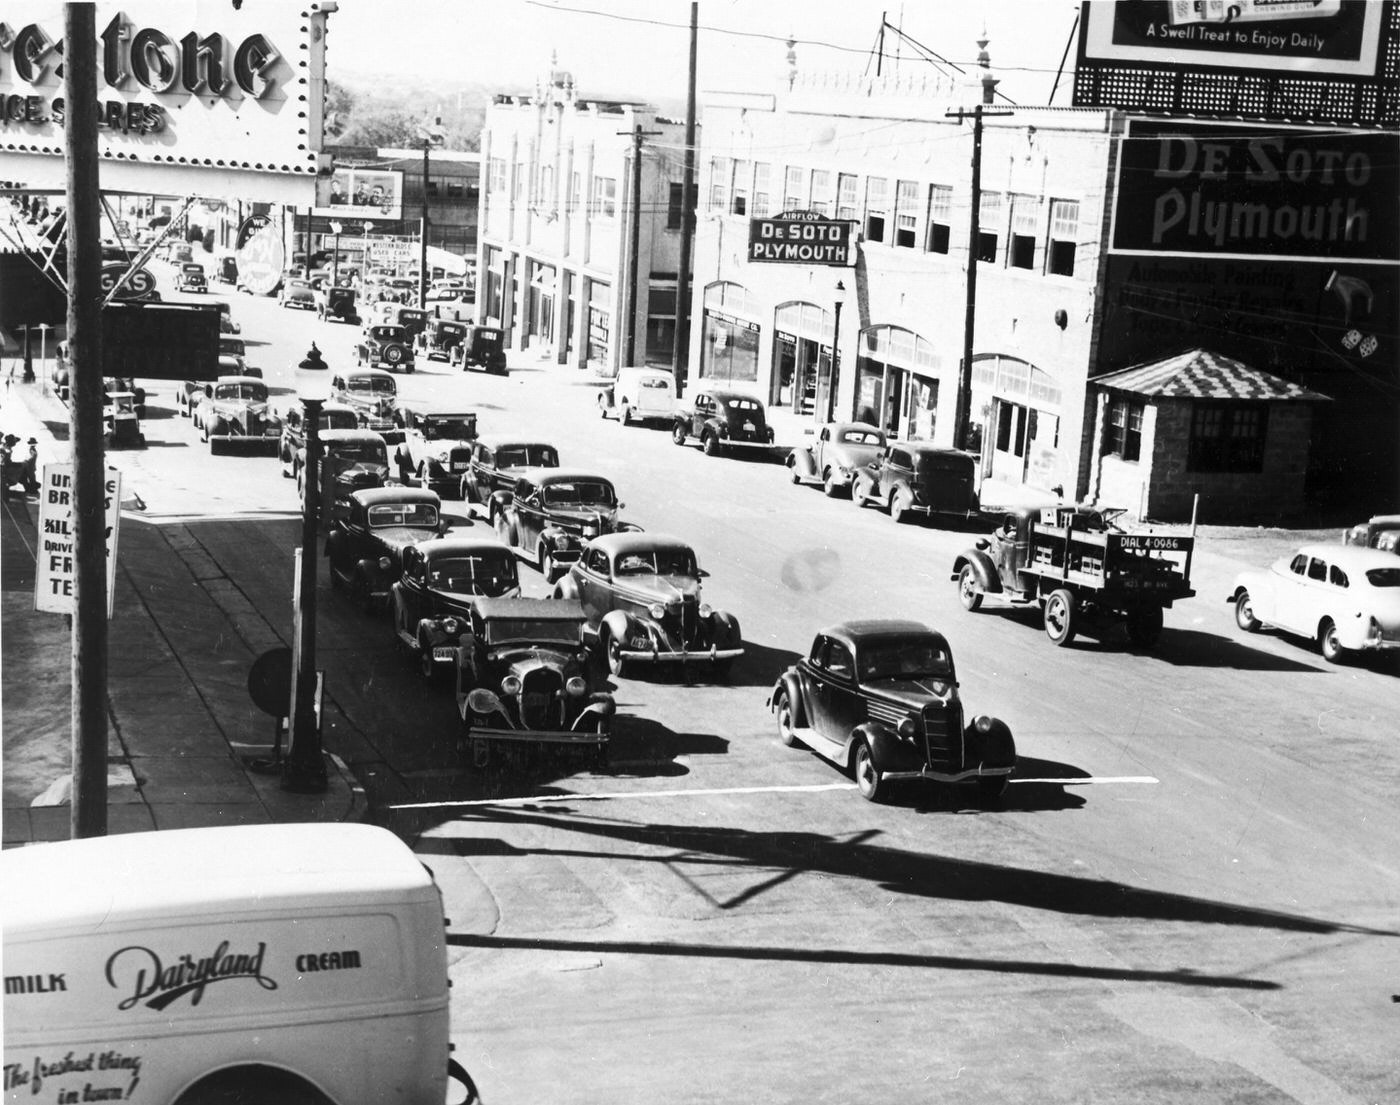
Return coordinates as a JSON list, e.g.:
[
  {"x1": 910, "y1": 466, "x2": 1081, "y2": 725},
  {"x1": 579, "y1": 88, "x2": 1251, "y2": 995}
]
[
  {"x1": 537, "y1": 165, "x2": 555, "y2": 209},
  {"x1": 783, "y1": 166, "x2": 805, "y2": 212},
  {"x1": 864, "y1": 176, "x2": 889, "y2": 244},
  {"x1": 709, "y1": 156, "x2": 730, "y2": 213},
  {"x1": 668, "y1": 182, "x2": 683, "y2": 229},
  {"x1": 1009, "y1": 194, "x2": 1038, "y2": 270},
  {"x1": 977, "y1": 191, "x2": 1002, "y2": 263},
  {"x1": 810, "y1": 170, "x2": 832, "y2": 217},
  {"x1": 1048, "y1": 199, "x2": 1079, "y2": 277},
  {"x1": 836, "y1": 173, "x2": 858, "y2": 221},
  {"x1": 488, "y1": 157, "x2": 507, "y2": 193},
  {"x1": 1105, "y1": 395, "x2": 1144, "y2": 462},
  {"x1": 1188, "y1": 403, "x2": 1267, "y2": 473},
  {"x1": 752, "y1": 163, "x2": 771, "y2": 217},
  {"x1": 446, "y1": 181, "x2": 464, "y2": 198},
  {"x1": 731, "y1": 159, "x2": 751, "y2": 216},
  {"x1": 569, "y1": 172, "x2": 581, "y2": 214},
  {"x1": 513, "y1": 162, "x2": 526, "y2": 202},
  {"x1": 593, "y1": 175, "x2": 617, "y2": 218},
  {"x1": 926, "y1": 184, "x2": 952, "y2": 254},
  {"x1": 894, "y1": 180, "x2": 919, "y2": 248}
]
